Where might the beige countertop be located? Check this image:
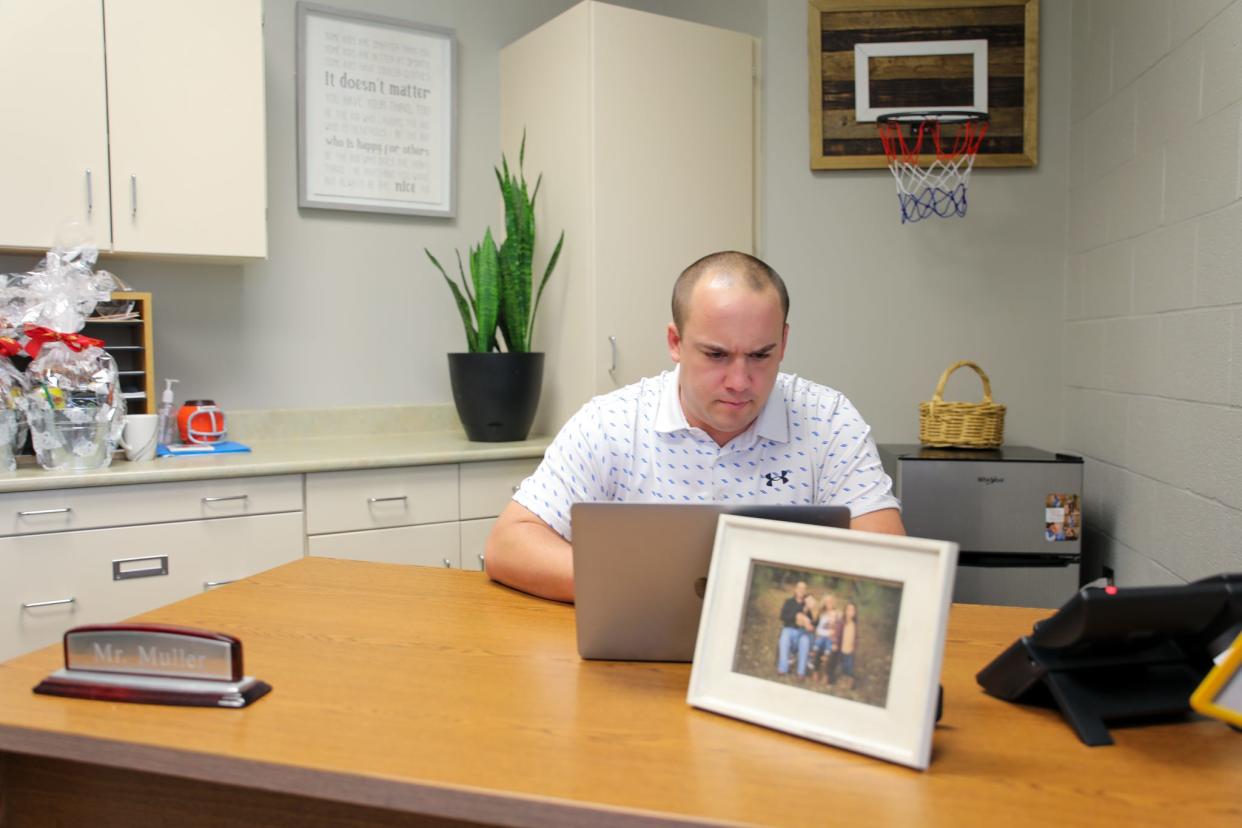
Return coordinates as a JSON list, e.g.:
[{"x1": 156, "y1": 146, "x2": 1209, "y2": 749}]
[{"x1": 0, "y1": 432, "x2": 551, "y2": 494}]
